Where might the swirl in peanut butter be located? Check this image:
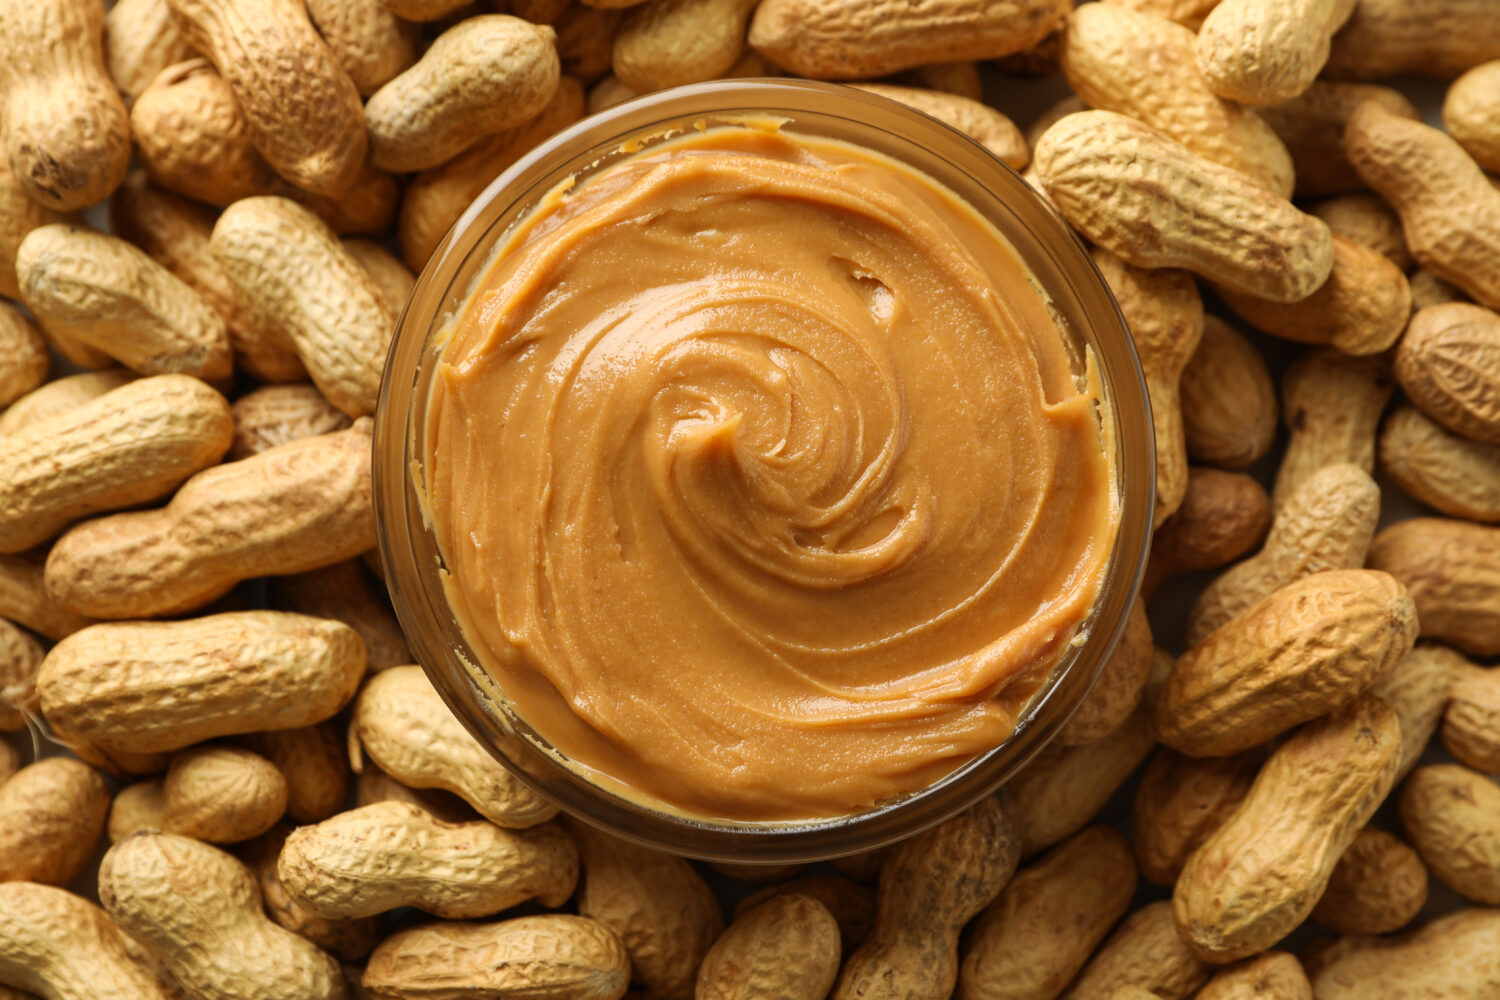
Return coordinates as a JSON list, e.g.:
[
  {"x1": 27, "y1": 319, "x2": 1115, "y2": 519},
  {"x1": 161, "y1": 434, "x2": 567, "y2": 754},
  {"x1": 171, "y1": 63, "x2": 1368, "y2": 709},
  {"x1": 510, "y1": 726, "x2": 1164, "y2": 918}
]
[{"x1": 424, "y1": 125, "x2": 1120, "y2": 820}]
